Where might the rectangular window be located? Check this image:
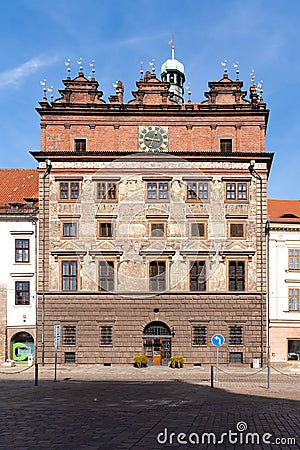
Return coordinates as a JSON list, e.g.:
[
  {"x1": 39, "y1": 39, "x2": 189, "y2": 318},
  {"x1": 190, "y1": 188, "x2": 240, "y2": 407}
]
[
  {"x1": 220, "y1": 138, "x2": 233, "y2": 153},
  {"x1": 59, "y1": 182, "x2": 80, "y2": 200},
  {"x1": 149, "y1": 261, "x2": 166, "y2": 291},
  {"x1": 62, "y1": 261, "x2": 78, "y2": 291},
  {"x1": 287, "y1": 339, "x2": 300, "y2": 360},
  {"x1": 229, "y1": 261, "x2": 245, "y2": 291},
  {"x1": 289, "y1": 249, "x2": 300, "y2": 270},
  {"x1": 229, "y1": 223, "x2": 245, "y2": 238},
  {"x1": 62, "y1": 223, "x2": 77, "y2": 237},
  {"x1": 226, "y1": 182, "x2": 248, "y2": 201},
  {"x1": 15, "y1": 239, "x2": 29, "y2": 263},
  {"x1": 229, "y1": 352, "x2": 243, "y2": 364},
  {"x1": 289, "y1": 288, "x2": 300, "y2": 311},
  {"x1": 62, "y1": 325, "x2": 76, "y2": 346},
  {"x1": 64, "y1": 352, "x2": 76, "y2": 363},
  {"x1": 98, "y1": 222, "x2": 113, "y2": 238},
  {"x1": 190, "y1": 261, "x2": 206, "y2": 291},
  {"x1": 15, "y1": 281, "x2": 30, "y2": 305},
  {"x1": 186, "y1": 182, "x2": 209, "y2": 201},
  {"x1": 229, "y1": 325, "x2": 243, "y2": 345},
  {"x1": 74, "y1": 138, "x2": 86, "y2": 152},
  {"x1": 97, "y1": 182, "x2": 117, "y2": 201},
  {"x1": 192, "y1": 325, "x2": 207, "y2": 346},
  {"x1": 150, "y1": 223, "x2": 166, "y2": 238},
  {"x1": 190, "y1": 222, "x2": 205, "y2": 238},
  {"x1": 99, "y1": 261, "x2": 114, "y2": 291},
  {"x1": 147, "y1": 182, "x2": 169, "y2": 200},
  {"x1": 99, "y1": 325, "x2": 113, "y2": 346}
]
